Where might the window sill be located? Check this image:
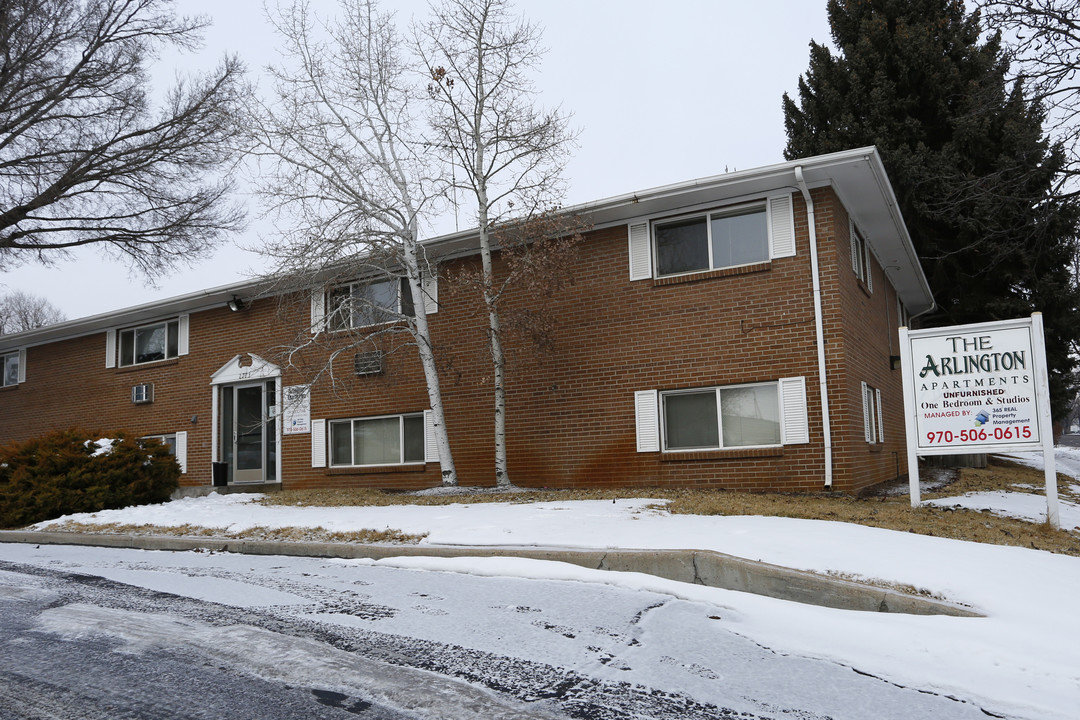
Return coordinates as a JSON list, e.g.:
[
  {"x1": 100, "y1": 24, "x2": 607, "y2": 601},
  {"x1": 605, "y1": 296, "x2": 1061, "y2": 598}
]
[
  {"x1": 115, "y1": 358, "x2": 180, "y2": 373},
  {"x1": 858, "y1": 278, "x2": 873, "y2": 297},
  {"x1": 0, "y1": 384, "x2": 17, "y2": 391},
  {"x1": 867, "y1": 443, "x2": 883, "y2": 453},
  {"x1": 653, "y1": 261, "x2": 771, "y2": 287},
  {"x1": 660, "y1": 446, "x2": 784, "y2": 462},
  {"x1": 327, "y1": 463, "x2": 428, "y2": 475}
]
